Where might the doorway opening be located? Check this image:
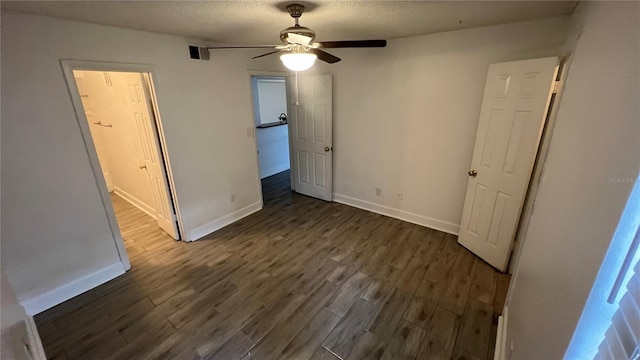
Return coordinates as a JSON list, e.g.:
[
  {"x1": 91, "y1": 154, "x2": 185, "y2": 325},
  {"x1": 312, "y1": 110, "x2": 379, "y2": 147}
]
[
  {"x1": 457, "y1": 57, "x2": 560, "y2": 272},
  {"x1": 250, "y1": 75, "x2": 293, "y2": 203},
  {"x1": 65, "y1": 65, "x2": 182, "y2": 269}
]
